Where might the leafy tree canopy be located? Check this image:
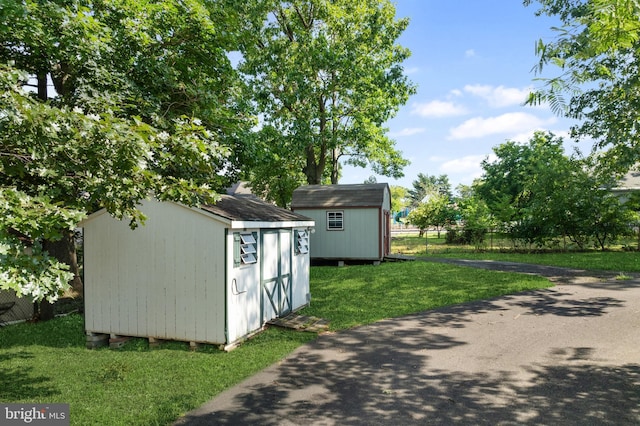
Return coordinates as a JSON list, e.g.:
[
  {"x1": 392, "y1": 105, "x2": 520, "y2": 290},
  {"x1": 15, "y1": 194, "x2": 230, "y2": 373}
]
[
  {"x1": 407, "y1": 192, "x2": 456, "y2": 238},
  {"x1": 240, "y1": 0, "x2": 415, "y2": 205},
  {"x1": 407, "y1": 173, "x2": 452, "y2": 208},
  {"x1": 0, "y1": 0, "x2": 252, "y2": 301},
  {"x1": 525, "y1": 0, "x2": 640, "y2": 175},
  {"x1": 476, "y1": 130, "x2": 631, "y2": 249}
]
